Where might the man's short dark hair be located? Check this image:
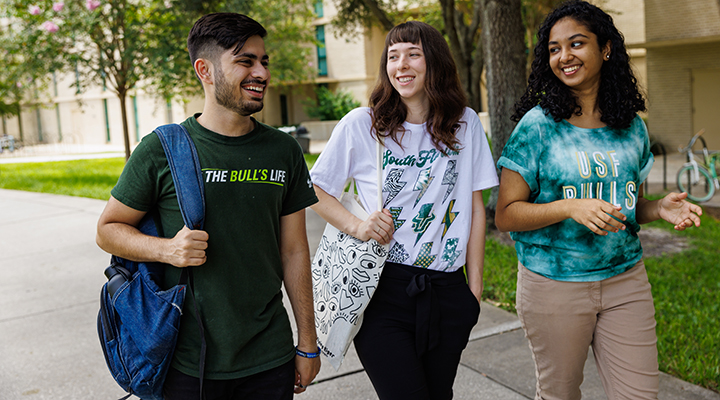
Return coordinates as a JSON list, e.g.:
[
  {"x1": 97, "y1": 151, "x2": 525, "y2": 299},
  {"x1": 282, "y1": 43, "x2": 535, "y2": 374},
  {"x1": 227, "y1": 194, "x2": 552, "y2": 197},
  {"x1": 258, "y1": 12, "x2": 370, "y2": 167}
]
[{"x1": 187, "y1": 13, "x2": 267, "y2": 68}]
